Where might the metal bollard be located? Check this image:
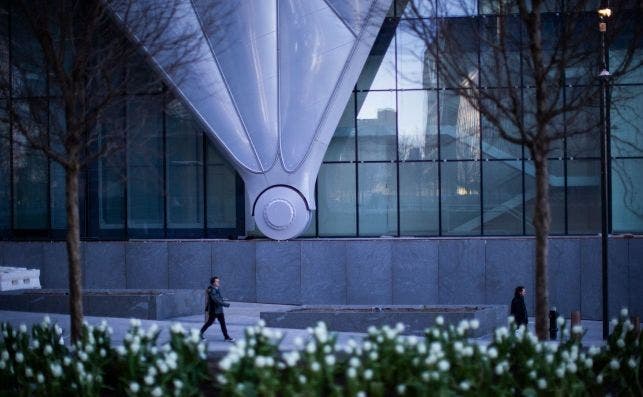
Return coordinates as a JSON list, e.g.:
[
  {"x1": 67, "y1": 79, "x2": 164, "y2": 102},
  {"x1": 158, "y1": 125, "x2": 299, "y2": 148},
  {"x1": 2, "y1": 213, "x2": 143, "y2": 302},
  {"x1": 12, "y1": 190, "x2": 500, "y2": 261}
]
[
  {"x1": 549, "y1": 308, "x2": 558, "y2": 340},
  {"x1": 631, "y1": 316, "x2": 641, "y2": 337},
  {"x1": 571, "y1": 311, "x2": 581, "y2": 326}
]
